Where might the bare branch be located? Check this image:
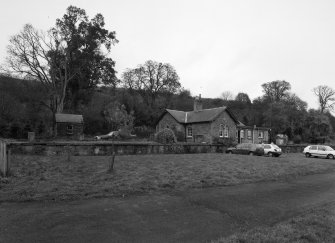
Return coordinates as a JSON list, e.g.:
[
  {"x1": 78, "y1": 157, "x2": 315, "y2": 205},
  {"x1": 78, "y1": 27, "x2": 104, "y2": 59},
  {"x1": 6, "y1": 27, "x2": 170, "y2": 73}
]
[{"x1": 313, "y1": 85, "x2": 335, "y2": 113}]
